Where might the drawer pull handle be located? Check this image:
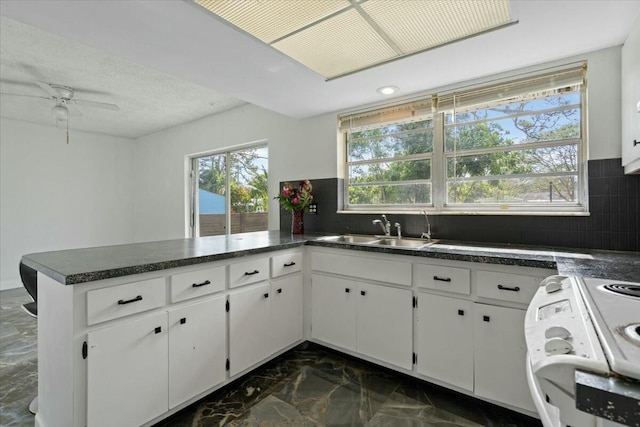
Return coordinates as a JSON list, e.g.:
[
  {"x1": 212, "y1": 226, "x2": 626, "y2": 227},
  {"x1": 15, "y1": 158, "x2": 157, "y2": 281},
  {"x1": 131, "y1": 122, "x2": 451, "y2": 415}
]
[
  {"x1": 263, "y1": 293, "x2": 269, "y2": 299},
  {"x1": 360, "y1": 290, "x2": 366, "y2": 296},
  {"x1": 192, "y1": 280, "x2": 211, "y2": 288},
  {"x1": 277, "y1": 288, "x2": 282, "y2": 294},
  {"x1": 458, "y1": 309, "x2": 464, "y2": 316},
  {"x1": 483, "y1": 315, "x2": 490, "y2": 322},
  {"x1": 180, "y1": 317, "x2": 186, "y2": 325},
  {"x1": 433, "y1": 276, "x2": 452, "y2": 282},
  {"x1": 118, "y1": 295, "x2": 142, "y2": 305},
  {"x1": 497, "y1": 285, "x2": 520, "y2": 292},
  {"x1": 284, "y1": 262, "x2": 296, "y2": 267},
  {"x1": 155, "y1": 326, "x2": 162, "y2": 334},
  {"x1": 345, "y1": 288, "x2": 350, "y2": 293},
  {"x1": 245, "y1": 270, "x2": 260, "y2": 276}
]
